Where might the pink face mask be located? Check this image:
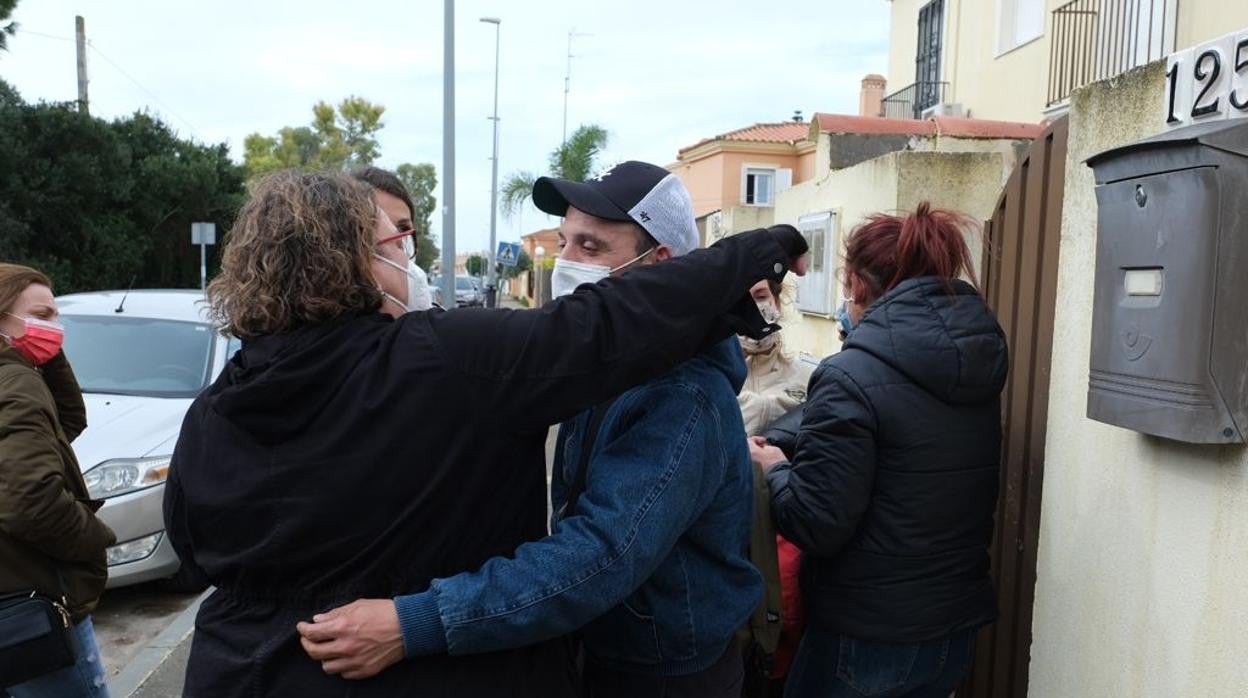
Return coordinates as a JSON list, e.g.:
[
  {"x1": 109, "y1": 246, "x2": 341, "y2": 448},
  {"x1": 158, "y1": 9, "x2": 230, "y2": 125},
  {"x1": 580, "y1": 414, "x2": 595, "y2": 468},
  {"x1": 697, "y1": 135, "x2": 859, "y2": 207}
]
[{"x1": 2, "y1": 314, "x2": 64, "y2": 366}]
